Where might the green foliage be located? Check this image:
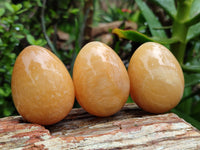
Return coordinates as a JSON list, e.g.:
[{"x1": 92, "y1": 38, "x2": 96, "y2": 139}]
[
  {"x1": 0, "y1": 0, "x2": 53, "y2": 117},
  {"x1": 26, "y1": 34, "x2": 47, "y2": 46},
  {"x1": 135, "y1": 0, "x2": 167, "y2": 39},
  {"x1": 112, "y1": 28, "x2": 156, "y2": 43},
  {"x1": 94, "y1": 0, "x2": 135, "y2": 23},
  {"x1": 101, "y1": 7, "x2": 132, "y2": 23},
  {"x1": 0, "y1": 0, "x2": 84, "y2": 116},
  {"x1": 0, "y1": 2, "x2": 25, "y2": 117},
  {"x1": 113, "y1": 0, "x2": 200, "y2": 129},
  {"x1": 151, "y1": 0, "x2": 177, "y2": 19}
]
